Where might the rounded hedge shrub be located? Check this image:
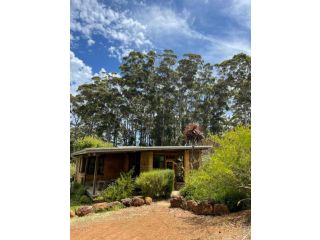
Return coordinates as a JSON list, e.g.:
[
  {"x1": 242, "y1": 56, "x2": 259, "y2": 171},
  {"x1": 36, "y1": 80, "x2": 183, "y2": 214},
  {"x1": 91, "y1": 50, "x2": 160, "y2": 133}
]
[{"x1": 135, "y1": 169, "x2": 174, "y2": 199}]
